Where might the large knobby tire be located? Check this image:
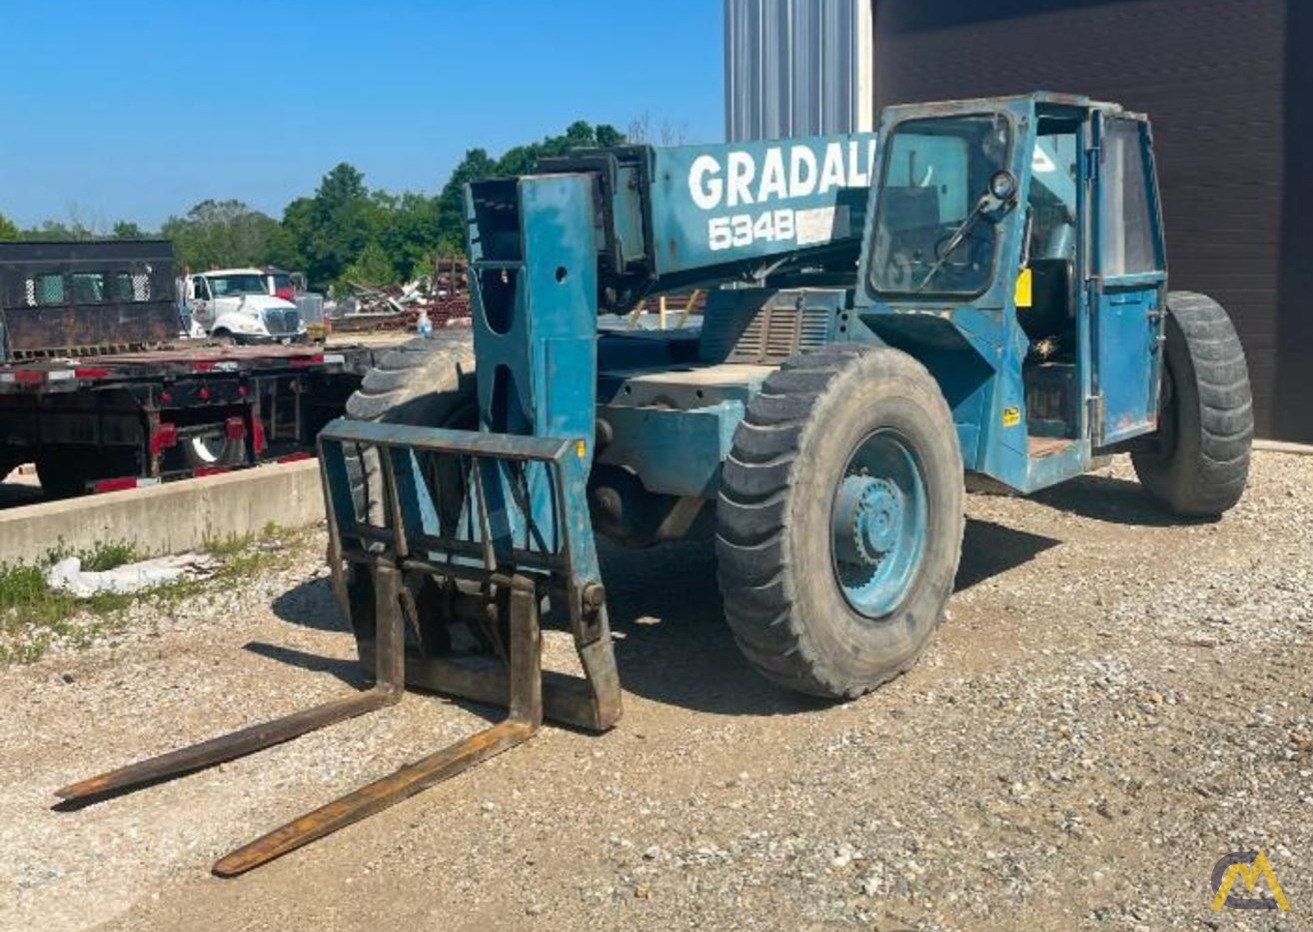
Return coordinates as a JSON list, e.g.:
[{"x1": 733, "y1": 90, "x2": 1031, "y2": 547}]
[
  {"x1": 1131, "y1": 292, "x2": 1252, "y2": 517},
  {"x1": 717, "y1": 344, "x2": 965, "y2": 699},
  {"x1": 344, "y1": 334, "x2": 476, "y2": 522},
  {"x1": 336, "y1": 334, "x2": 476, "y2": 642}
]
